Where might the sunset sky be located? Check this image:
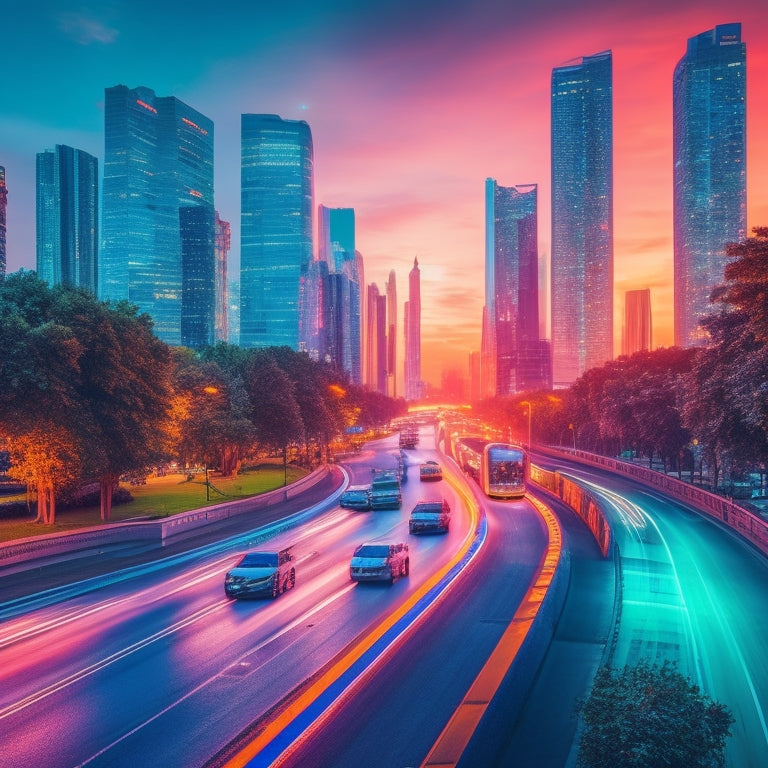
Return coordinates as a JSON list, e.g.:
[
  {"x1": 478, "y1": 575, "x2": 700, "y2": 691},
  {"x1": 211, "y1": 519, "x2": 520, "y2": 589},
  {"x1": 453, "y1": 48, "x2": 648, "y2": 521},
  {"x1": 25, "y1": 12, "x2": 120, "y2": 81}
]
[{"x1": 2, "y1": 0, "x2": 766, "y2": 387}]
